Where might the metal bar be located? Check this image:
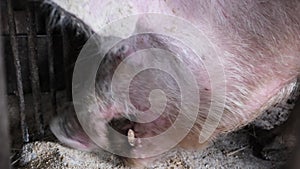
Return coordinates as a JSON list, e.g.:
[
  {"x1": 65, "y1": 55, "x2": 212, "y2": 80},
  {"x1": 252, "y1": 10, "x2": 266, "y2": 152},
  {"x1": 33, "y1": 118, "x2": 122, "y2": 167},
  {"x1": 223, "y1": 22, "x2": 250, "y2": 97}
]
[
  {"x1": 46, "y1": 18, "x2": 57, "y2": 116},
  {"x1": 0, "y1": 13, "x2": 11, "y2": 169},
  {"x1": 26, "y1": 1, "x2": 44, "y2": 138},
  {"x1": 61, "y1": 26, "x2": 72, "y2": 101},
  {"x1": 7, "y1": 0, "x2": 29, "y2": 143}
]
